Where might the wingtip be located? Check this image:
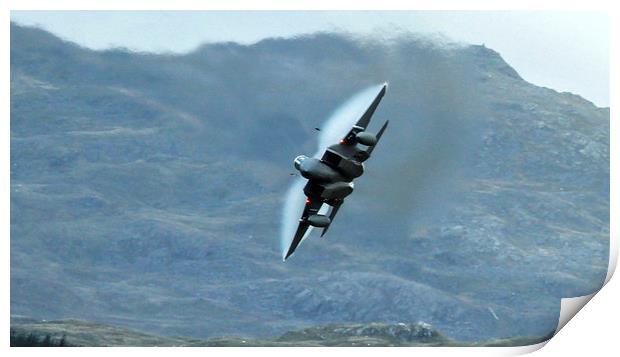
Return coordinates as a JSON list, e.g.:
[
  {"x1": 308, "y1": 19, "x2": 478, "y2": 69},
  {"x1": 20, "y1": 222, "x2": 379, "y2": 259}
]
[{"x1": 283, "y1": 249, "x2": 294, "y2": 261}]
